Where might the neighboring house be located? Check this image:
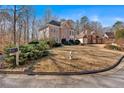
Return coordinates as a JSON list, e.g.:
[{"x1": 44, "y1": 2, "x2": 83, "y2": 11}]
[
  {"x1": 77, "y1": 31, "x2": 103, "y2": 44},
  {"x1": 103, "y1": 32, "x2": 115, "y2": 44},
  {"x1": 76, "y1": 31, "x2": 88, "y2": 44},
  {"x1": 39, "y1": 20, "x2": 75, "y2": 43},
  {"x1": 103, "y1": 32, "x2": 114, "y2": 39}
]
